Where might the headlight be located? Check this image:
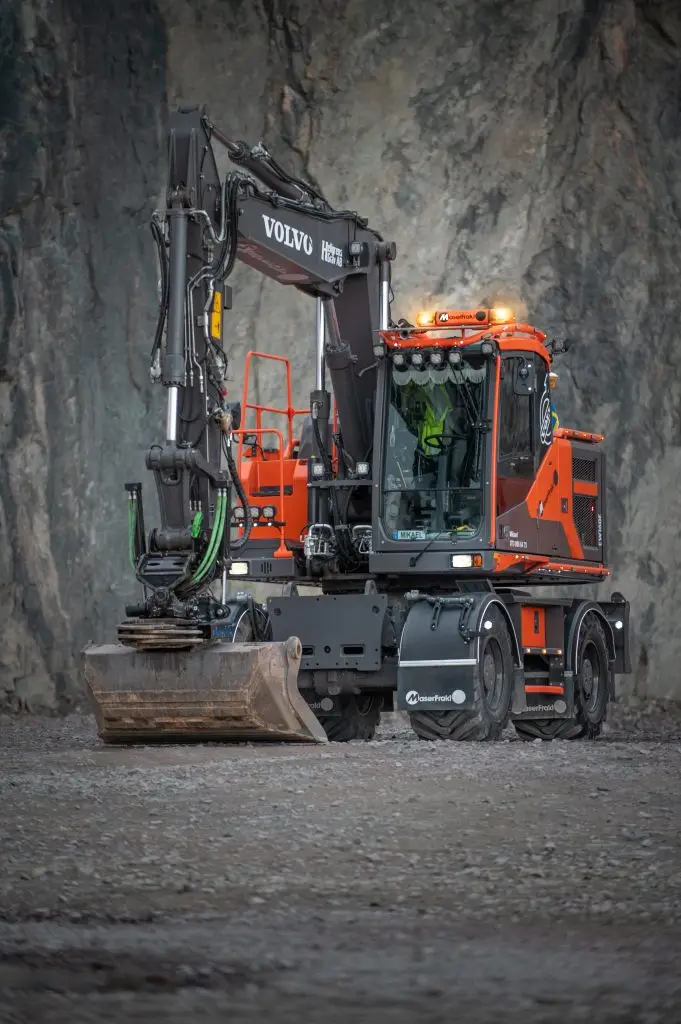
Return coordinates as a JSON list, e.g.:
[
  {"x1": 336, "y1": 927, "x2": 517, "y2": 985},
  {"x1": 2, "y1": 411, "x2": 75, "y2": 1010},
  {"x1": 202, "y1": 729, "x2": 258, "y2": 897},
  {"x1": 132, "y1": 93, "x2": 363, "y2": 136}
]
[
  {"x1": 229, "y1": 561, "x2": 249, "y2": 576},
  {"x1": 262, "y1": 505, "x2": 276, "y2": 520},
  {"x1": 233, "y1": 506, "x2": 245, "y2": 521},
  {"x1": 451, "y1": 554, "x2": 473, "y2": 568},
  {"x1": 249, "y1": 506, "x2": 261, "y2": 519}
]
